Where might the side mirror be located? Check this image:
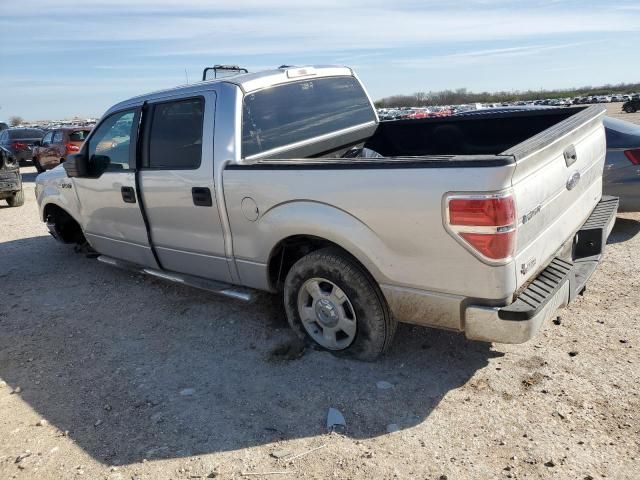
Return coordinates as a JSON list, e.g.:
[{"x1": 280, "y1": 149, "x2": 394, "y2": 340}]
[{"x1": 63, "y1": 153, "x2": 89, "y2": 178}]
